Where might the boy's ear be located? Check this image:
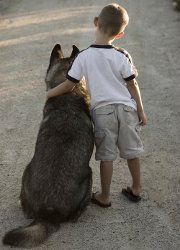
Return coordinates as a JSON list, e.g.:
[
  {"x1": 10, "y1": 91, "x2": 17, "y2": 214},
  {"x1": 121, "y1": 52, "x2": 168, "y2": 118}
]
[
  {"x1": 94, "y1": 16, "x2": 98, "y2": 26},
  {"x1": 114, "y1": 32, "x2": 124, "y2": 40}
]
